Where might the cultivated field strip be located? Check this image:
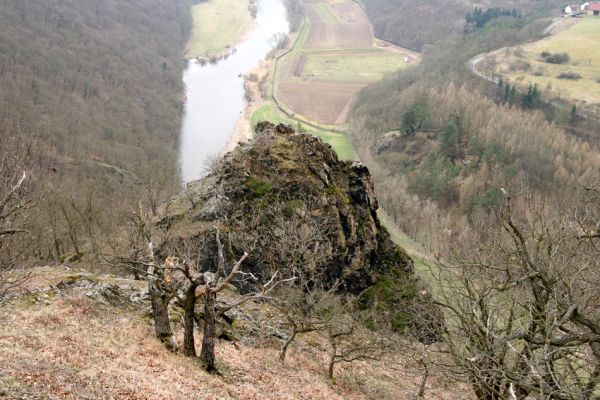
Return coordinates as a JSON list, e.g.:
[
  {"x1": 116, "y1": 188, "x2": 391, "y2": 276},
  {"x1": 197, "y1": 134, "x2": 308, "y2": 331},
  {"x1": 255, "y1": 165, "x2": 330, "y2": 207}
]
[
  {"x1": 274, "y1": 0, "x2": 415, "y2": 124},
  {"x1": 278, "y1": 81, "x2": 366, "y2": 123}
]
